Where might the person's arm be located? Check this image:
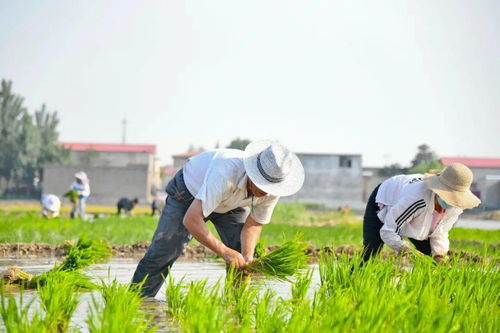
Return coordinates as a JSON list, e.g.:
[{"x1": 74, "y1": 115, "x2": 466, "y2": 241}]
[
  {"x1": 183, "y1": 199, "x2": 246, "y2": 268},
  {"x1": 380, "y1": 197, "x2": 427, "y2": 254},
  {"x1": 240, "y1": 215, "x2": 263, "y2": 263}
]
